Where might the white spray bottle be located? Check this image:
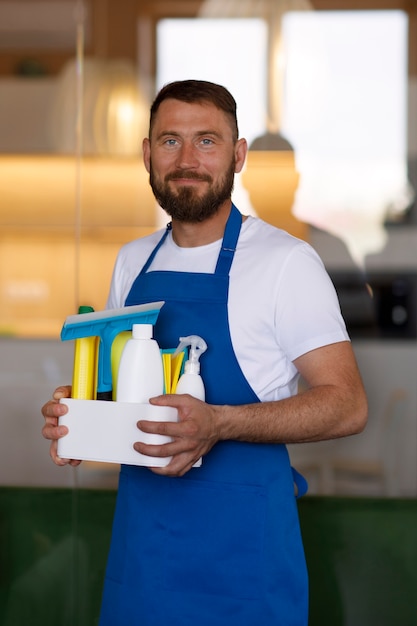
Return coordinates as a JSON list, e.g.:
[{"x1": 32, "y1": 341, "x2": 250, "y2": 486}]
[{"x1": 174, "y1": 335, "x2": 207, "y2": 401}]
